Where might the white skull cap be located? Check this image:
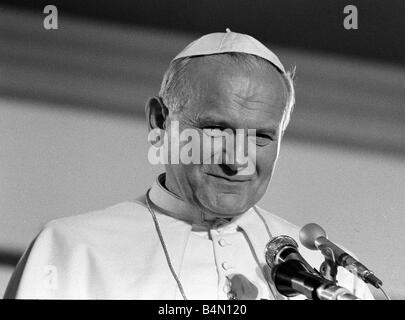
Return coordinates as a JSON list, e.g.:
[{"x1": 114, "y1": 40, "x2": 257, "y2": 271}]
[{"x1": 172, "y1": 28, "x2": 286, "y2": 73}]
